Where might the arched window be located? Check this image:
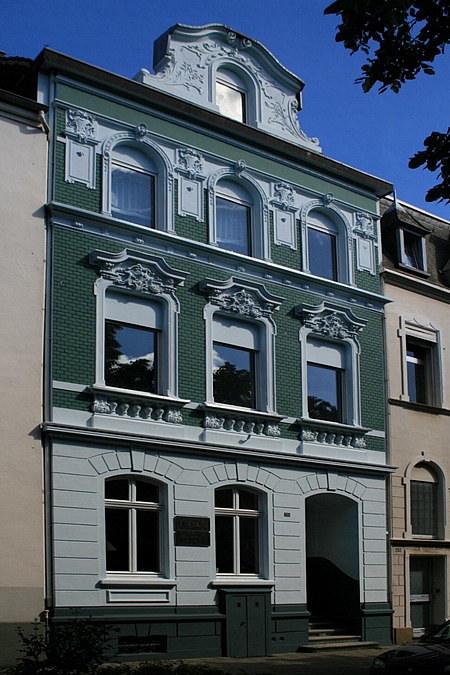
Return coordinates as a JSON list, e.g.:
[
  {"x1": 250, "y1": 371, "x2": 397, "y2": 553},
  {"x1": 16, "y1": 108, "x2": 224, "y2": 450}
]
[
  {"x1": 110, "y1": 145, "x2": 155, "y2": 227},
  {"x1": 105, "y1": 476, "x2": 162, "y2": 573},
  {"x1": 307, "y1": 211, "x2": 339, "y2": 281},
  {"x1": 411, "y1": 463, "x2": 438, "y2": 537},
  {"x1": 215, "y1": 179, "x2": 253, "y2": 256},
  {"x1": 215, "y1": 486, "x2": 261, "y2": 575},
  {"x1": 215, "y1": 69, "x2": 247, "y2": 123},
  {"x1": 301, "y1": 206, "x2": 352, "y2": 284}
]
